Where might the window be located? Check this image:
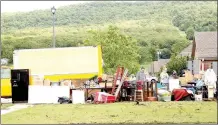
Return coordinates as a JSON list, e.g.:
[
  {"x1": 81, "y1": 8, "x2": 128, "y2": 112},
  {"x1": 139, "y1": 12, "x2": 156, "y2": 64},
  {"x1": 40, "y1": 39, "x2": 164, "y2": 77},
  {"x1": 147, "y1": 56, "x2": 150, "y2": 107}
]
[
  {"x1": 1, "y1": 68, "x2": 11, "y2": 79},
  {"x1": 200, "y1": 61, "x2": 212, "y2": 71}
]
